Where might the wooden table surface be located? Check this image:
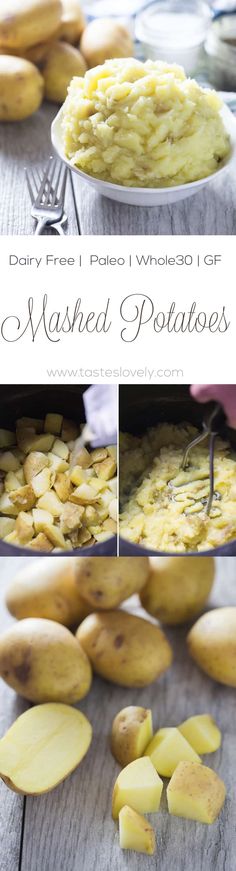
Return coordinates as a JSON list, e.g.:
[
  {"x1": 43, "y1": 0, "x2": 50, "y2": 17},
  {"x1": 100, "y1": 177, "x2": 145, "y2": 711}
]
[
  {"x1": 0, "y1": 556, "x2": 236, "y2": 871},
  {"x1": 1, "y1": 104, "x2": 236, "y2": 236}
]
